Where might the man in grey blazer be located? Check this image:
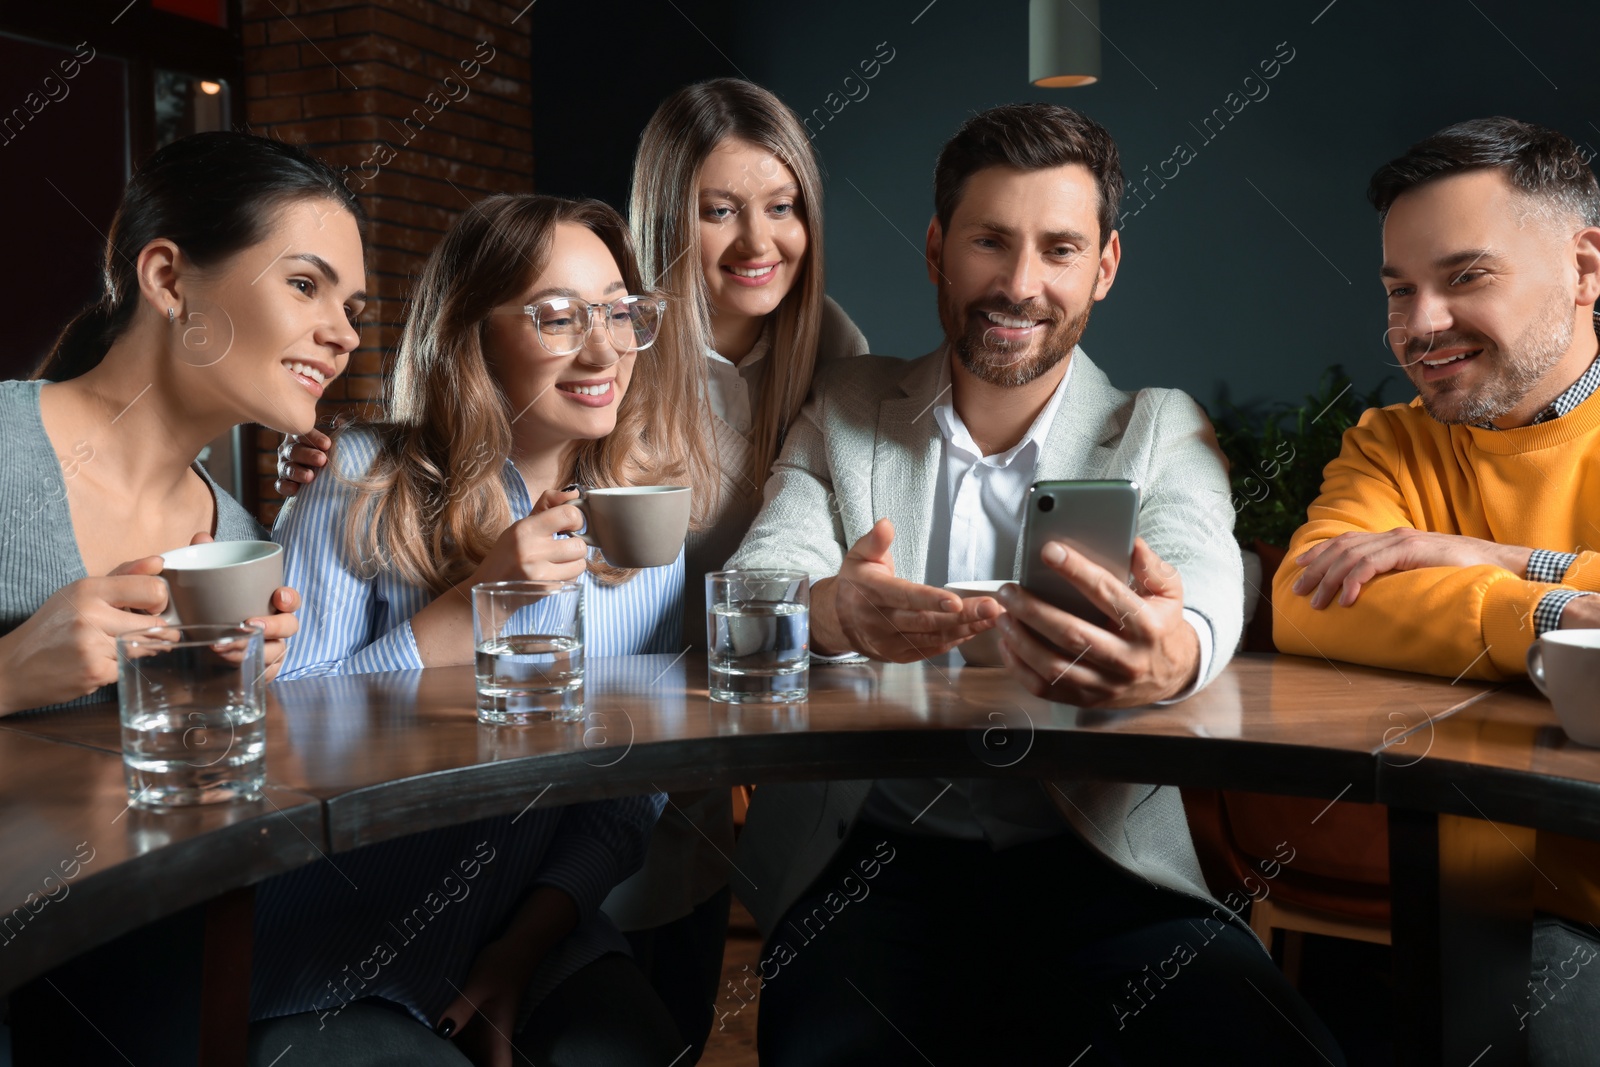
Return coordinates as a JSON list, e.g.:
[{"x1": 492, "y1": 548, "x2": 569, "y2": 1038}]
[{"x1": 729, "y1": 104, "x2": 1343, "y2": 1064}]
